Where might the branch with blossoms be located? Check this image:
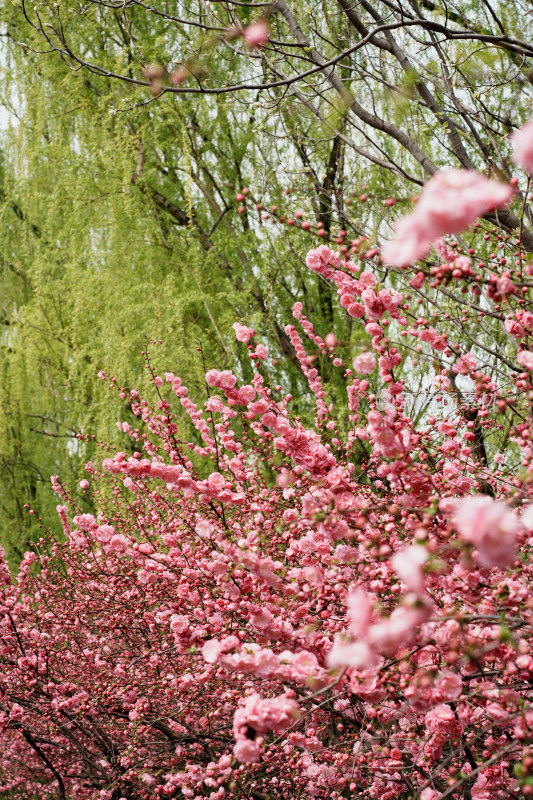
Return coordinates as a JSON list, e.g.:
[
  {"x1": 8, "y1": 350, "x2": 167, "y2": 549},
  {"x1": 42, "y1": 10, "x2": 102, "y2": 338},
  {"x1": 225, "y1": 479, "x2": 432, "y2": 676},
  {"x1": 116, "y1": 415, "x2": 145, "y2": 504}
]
[
  {"x1": 14, "y1": 0, "x2": 533, "y2": 249},
  {"x1": 2, "y1": 128, "x2": 533, "y2": 799}
]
